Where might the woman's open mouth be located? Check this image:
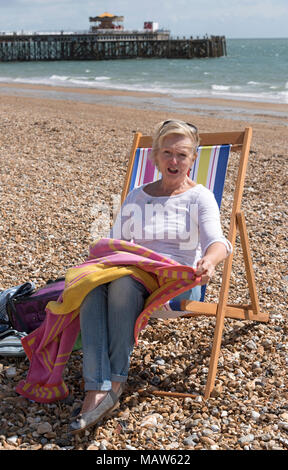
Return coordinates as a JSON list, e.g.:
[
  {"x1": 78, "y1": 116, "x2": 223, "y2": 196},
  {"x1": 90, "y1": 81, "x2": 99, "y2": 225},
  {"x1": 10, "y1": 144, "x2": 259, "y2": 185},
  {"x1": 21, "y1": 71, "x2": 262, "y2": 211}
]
[{"x1": 167, "y1": 168, "x2": 178, "y2": 174}]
